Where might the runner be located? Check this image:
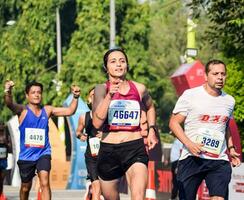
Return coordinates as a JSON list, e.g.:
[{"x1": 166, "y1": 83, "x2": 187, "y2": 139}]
[
  {"x1": 4, "y1": 80, "x2": 80, "y2": 200},
  {"x1": 0, "y1": 122, "x2": 9, "y2": 200},
  {"x1": 169, "y1": 60, "x2": 241, "y2": 200},
  {"x1": 92, "y1": 48, "x2": 158, "y2": 200},
  {"x1": 76, "y1": 88, "x2": 102, "y2": 200}
]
